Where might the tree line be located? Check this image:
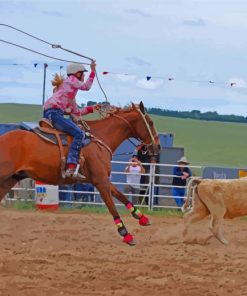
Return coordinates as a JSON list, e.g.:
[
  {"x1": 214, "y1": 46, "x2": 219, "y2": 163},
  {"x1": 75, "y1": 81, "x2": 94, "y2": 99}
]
[
  {"x1": 146, "y1": 108, "x2": 247, "y2": 123},
  {"x1": 84, "y1": 101, "x2": 247, "y2": 123}
]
